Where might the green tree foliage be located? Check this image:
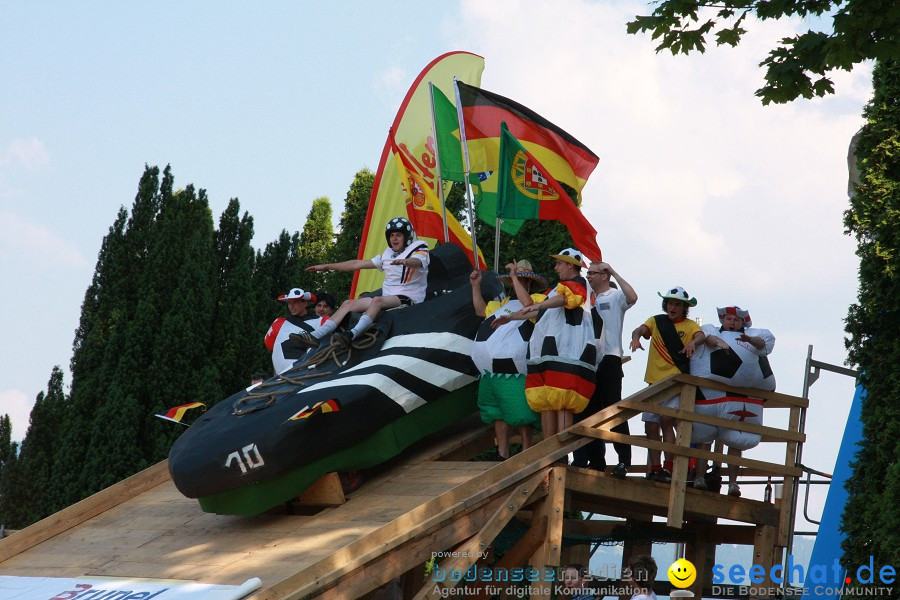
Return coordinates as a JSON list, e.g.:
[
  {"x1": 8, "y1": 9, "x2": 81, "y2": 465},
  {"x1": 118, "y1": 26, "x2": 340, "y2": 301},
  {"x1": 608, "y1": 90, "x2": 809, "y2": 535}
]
[
  {"x1": 14, "y1": 368, "x2": 68, "y2": 525},
  {"x1": 297, "y1": 196, "x2": 334, "y2": 291},
  {"x1": 0, "y1": 416, "x2": 25, "y2": 529},
  {"x1": 841, "y1": 59, "x2": 900, "y2": 572},
  {"x1": 627, "y1": 0, "x2": 899, "y2": 104},
  {"x1": 211, "y1": 199, "x2": 258, "y2": 395},
  {"x1": 327, "y1": 168, "x2": 374, "y2": 298}
]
